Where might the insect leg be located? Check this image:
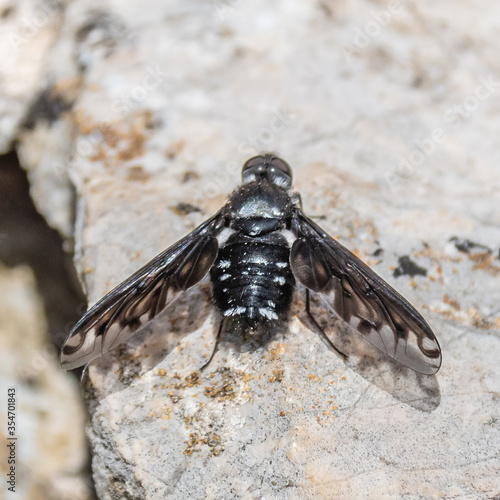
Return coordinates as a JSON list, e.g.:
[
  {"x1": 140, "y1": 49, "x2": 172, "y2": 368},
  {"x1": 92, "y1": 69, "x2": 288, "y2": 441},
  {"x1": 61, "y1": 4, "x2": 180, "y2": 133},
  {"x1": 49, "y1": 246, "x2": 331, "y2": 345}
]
[
  {"x1": 200, "y1": 318, "x2": 225, "y2": 371},
  {"x1": 305, "y1": 289, "x2": 347, "y2": 360},
  {"x1": 290, "y1": 192, "x2": 304, "y2": 209},
  {"x1": 291, "y1": 193, "x2": 325, "y2": 220}
]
